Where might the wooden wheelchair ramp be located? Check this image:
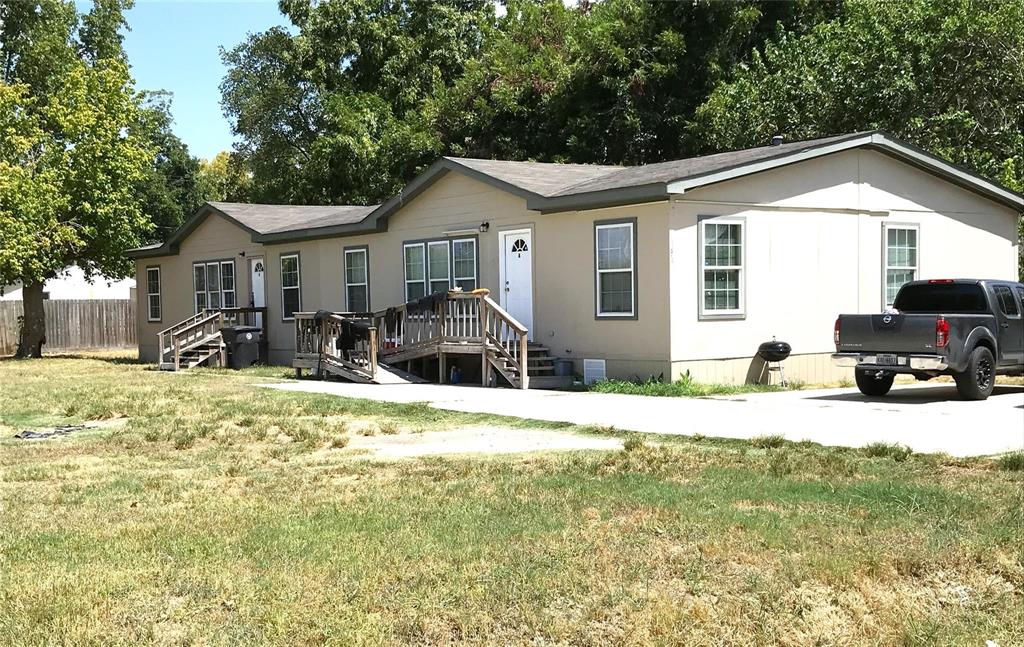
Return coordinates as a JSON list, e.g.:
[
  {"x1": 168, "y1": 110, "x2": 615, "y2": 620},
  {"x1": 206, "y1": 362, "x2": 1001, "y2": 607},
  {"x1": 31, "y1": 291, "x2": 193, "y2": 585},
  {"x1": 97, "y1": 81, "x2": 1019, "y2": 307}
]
[{"x1": 292, "y1": 291, "x2": 572, "y2": 389}]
